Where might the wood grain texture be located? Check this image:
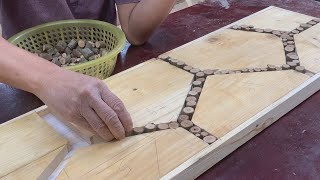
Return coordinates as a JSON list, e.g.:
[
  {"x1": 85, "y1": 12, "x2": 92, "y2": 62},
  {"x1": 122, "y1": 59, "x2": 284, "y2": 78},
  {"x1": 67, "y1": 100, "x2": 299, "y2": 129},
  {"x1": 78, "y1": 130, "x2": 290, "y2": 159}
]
[
  {"x1": 192, "y1": 70, "x2": 309, "y2": 137},
  {"x1": 294, "y1": 23, "x2": 320, "y2": 73},
  {"x1": 104, "y1": 59, "x2": 193, "y2": 127},
  {"x1": 1, "y1": 145, "x2": 68, "y2": 180},
  {"x1": 58, "y1": 128, "x2": 208, "y2": 179},
  {"x1": 238, "y1": 6, "x2": 314, "y2": 31},
  {"x1": 0, "y1": 113, "x2": 68, "y2": 178},
  {"x1": 160, "y1": 29, "x2": 285, "y2": 70},
  {"x1": 164, "y1": 72, "x2": 320, "y2": 180},
  {"x1": 295, "y1": 34, "x2": 320, "y2": 73}
]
